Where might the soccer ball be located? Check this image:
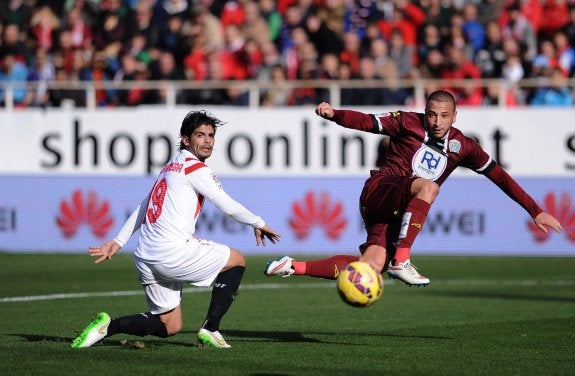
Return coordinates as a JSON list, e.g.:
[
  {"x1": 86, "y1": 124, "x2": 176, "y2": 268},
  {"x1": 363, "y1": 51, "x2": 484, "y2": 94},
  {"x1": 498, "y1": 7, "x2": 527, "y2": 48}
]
[{"x1": 337, "y1": 261, "x2": 384, "y2": 307}]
